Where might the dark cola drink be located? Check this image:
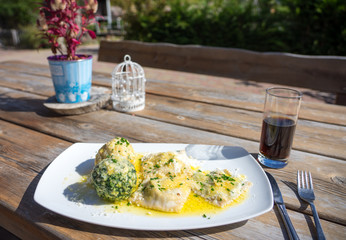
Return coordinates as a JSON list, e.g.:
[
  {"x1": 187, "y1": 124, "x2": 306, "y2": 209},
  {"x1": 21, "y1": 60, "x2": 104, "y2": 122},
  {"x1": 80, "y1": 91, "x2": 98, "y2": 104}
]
[
  {"x1": 259, "y1": 87, "x2": 302, "y2": 168},
  {"x1": 259, "y1": 116, "x2": 296, "y2": 161}
]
